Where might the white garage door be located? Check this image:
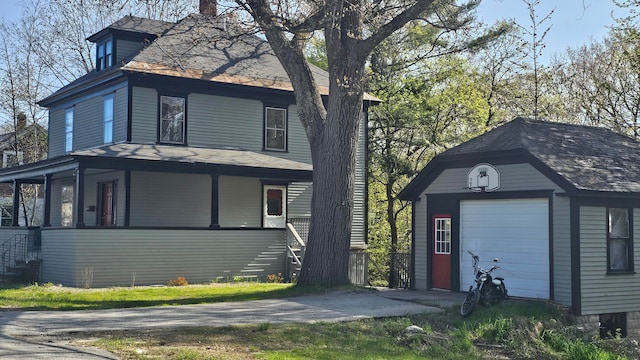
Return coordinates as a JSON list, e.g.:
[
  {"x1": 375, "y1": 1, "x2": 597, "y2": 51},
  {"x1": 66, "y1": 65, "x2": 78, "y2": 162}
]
[{"x1": 460, "y1": 199, "x2": 549, "y2": 299}]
